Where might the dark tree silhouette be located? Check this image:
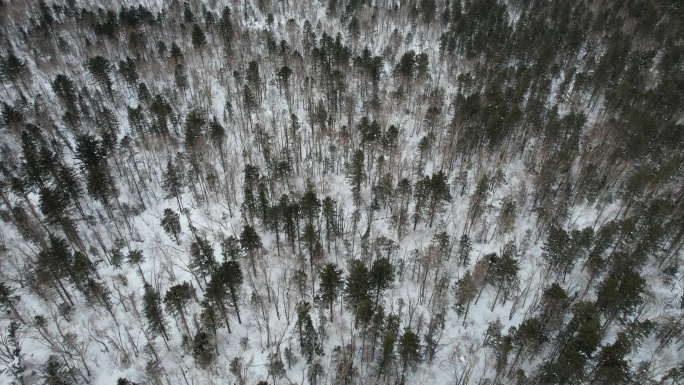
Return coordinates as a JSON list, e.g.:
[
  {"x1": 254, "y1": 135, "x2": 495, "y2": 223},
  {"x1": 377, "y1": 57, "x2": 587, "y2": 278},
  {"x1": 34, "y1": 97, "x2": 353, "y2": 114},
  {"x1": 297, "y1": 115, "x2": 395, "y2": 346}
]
[
  {"x1": 318, "y1": 263, "x2": 343, "y2": 322},
  {"x1": 142, "y1": 283, "x2": 169, "y2": 343}
]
